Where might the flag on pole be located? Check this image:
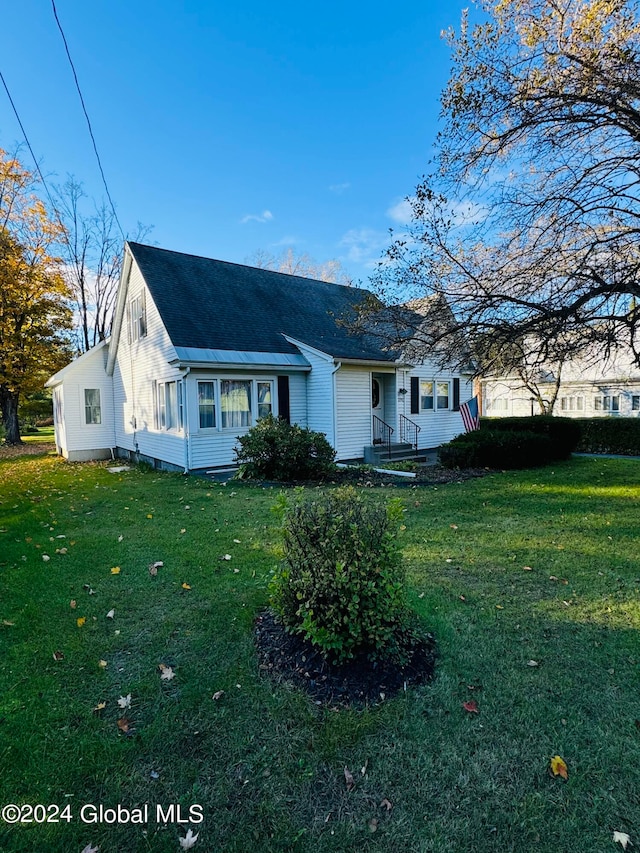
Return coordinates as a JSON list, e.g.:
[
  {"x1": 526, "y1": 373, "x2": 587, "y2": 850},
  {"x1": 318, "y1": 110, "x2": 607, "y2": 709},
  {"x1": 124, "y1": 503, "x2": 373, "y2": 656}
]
[{"x1": 459, "y1": 396, "x2": 480, "y2": 432}]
